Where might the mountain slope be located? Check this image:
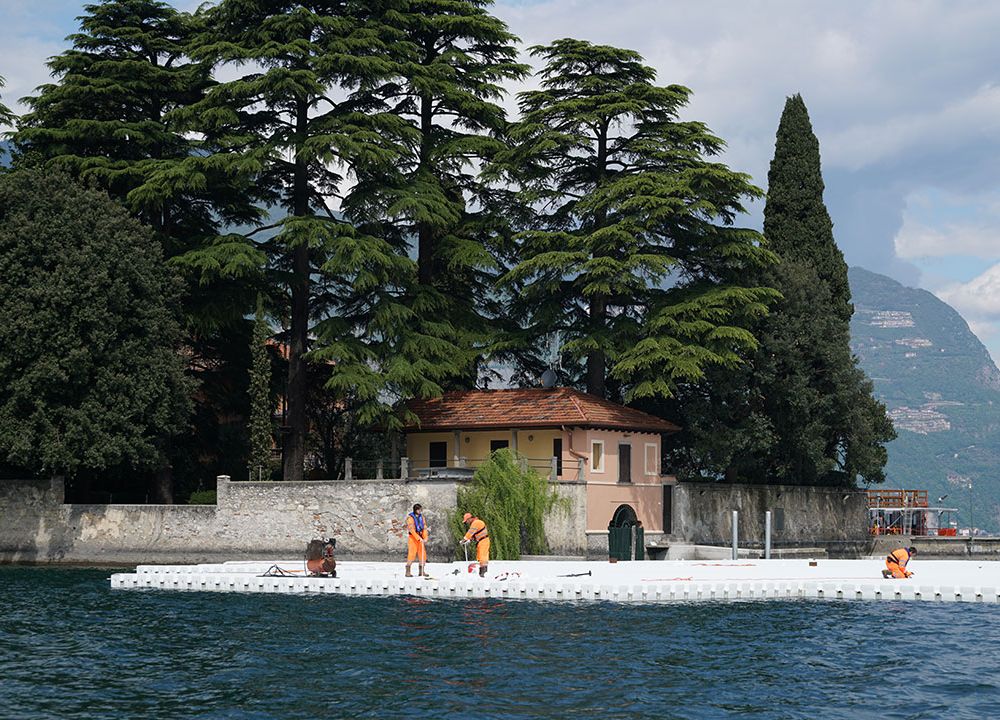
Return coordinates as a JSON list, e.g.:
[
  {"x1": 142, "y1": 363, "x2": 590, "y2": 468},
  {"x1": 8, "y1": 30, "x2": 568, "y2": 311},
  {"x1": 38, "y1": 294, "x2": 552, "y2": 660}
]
[{"x1": 849, "y1": 266, "x2": 1000, "y2": 531}]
